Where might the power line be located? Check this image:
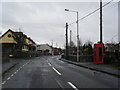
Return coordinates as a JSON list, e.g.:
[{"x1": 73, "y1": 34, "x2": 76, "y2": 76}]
[{"x1": 68, "y1": 0, "x2": 114, "y2": 26}]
